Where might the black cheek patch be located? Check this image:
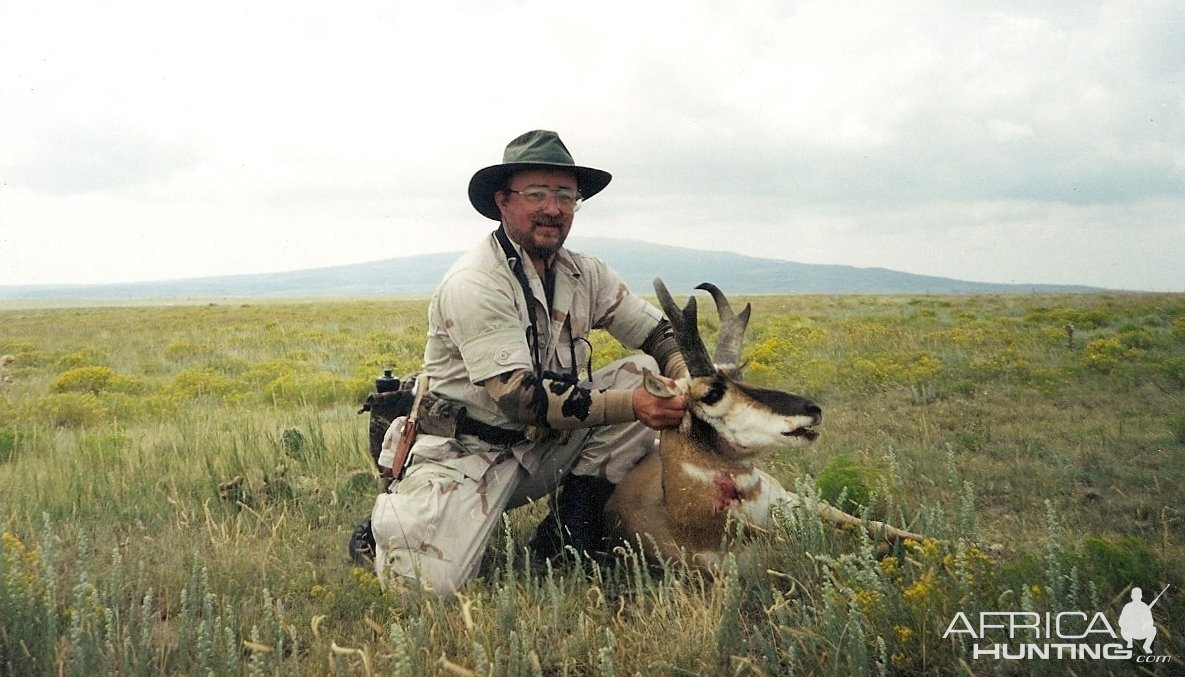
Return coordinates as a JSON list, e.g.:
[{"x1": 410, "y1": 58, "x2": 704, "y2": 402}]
[{"x1": 701, "y1": 377, "x2": 727, "y2": 405}]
